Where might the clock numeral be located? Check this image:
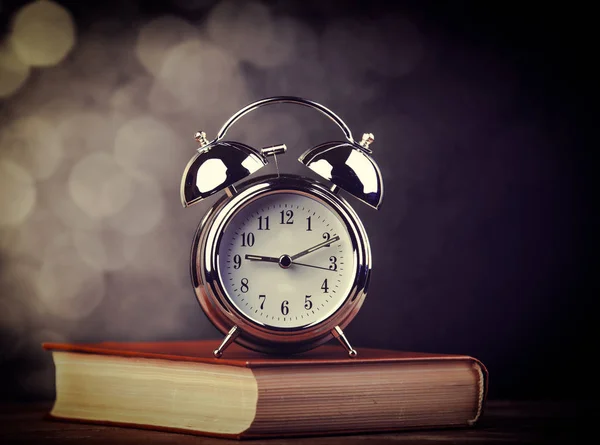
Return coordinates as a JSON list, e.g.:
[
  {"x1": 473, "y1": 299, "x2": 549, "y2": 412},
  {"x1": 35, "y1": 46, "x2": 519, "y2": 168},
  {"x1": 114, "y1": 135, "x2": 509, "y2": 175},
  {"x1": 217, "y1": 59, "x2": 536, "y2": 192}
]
[
  {"x1": 306, "y1": 216, "x2": 312, "y2": 231},
  {"x1": 321, "y1": 278, "x2": 329, "y2": 293},
  {"x1": 304, "y1": 295, "x2": 313, "y2": 310},
  {"x1": 241, "y1": 232, "x2": 255, "y2": 247},
  {"x1": 322, "y1": 232, "x2": 331, "y2": 246},
  {"x1": 280, "y1": 210, "x2": 293, "y2": 224},
  {"x1": 240, "y1": 278, "x2": 249, "y2": 293},
  {"x1": 258, "y1": 294, "x2": 266, "y2": 310},
  {"x1": 281, "y1": 300, "x2": 289, "y2": 315},
  {"x1": 329, "y1": 256, "x2": 337, "y2": 271},
  {"x1": 257, "y1": 216, "x2": 270, "y2": 230},
  {"x1": 233, "y1": 254, "x2": 241, "y2": 269}
]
